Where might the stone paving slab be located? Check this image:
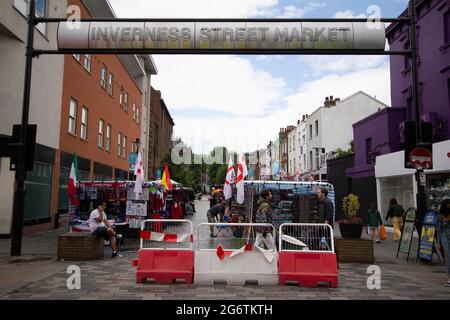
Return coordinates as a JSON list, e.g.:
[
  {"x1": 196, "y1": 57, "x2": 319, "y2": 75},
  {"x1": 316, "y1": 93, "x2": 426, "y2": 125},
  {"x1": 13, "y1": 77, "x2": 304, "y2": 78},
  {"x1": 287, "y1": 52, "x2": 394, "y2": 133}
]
[{"x1": 0, "y1": 198, "x2": 449, "y2": 300}]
